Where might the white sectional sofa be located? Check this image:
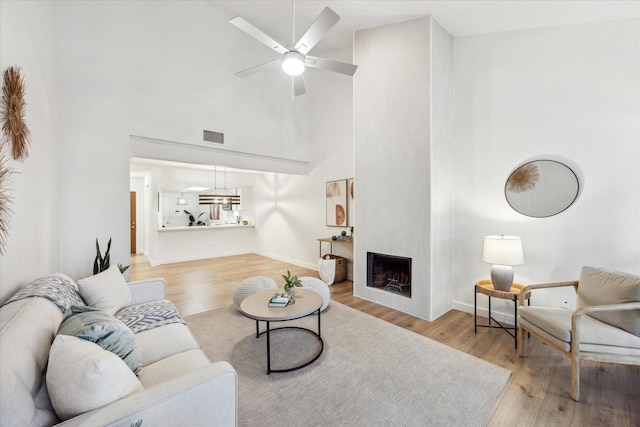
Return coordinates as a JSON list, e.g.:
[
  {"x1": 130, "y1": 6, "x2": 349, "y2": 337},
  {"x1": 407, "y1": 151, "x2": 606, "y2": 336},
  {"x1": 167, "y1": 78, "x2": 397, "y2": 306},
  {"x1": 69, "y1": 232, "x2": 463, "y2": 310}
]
[{"x1": 0, "y1": 267, "x2": 237, "y2": 426}]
